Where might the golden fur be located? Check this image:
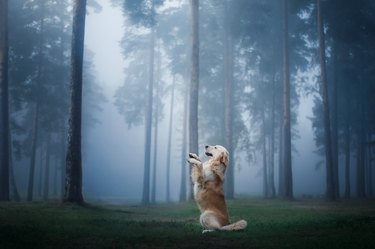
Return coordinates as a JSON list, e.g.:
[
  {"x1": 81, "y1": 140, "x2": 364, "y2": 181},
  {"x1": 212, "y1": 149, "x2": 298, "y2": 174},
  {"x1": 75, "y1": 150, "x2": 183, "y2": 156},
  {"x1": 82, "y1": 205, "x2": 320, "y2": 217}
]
[{"x1": 187, "y1": 145, "x2": 247, "y2": 233}]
